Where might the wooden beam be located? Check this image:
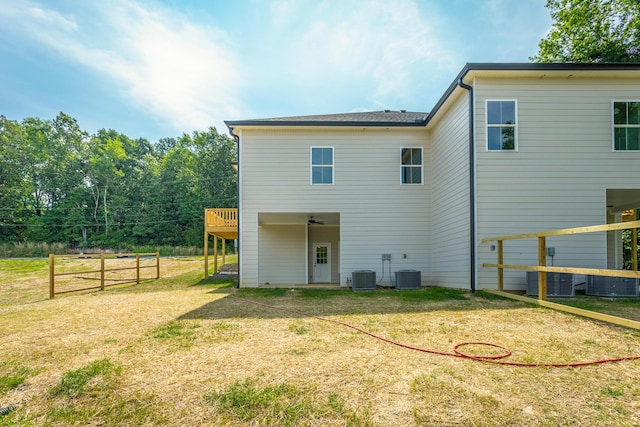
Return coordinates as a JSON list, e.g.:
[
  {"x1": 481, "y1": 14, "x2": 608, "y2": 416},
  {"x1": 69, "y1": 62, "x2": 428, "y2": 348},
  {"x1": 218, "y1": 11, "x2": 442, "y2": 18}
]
[
  {"x1": 49, "y1": 253, "x2": 55, "y2": 299},
  {"x1": 204, "y1": 231, "x2": 209, "y2": 278},
  {"x1": 214, "y1": 234, "x2": 218, "y2": 274},
  {"x1": 482, "y1": 263, "x2": 640, "y2": 279},
  {"x1": 482, "y1": 219, "x2": 640, "y2": 243},
  {"x1": 482, "y1": 289, "x2": 640, "y2": 330},
  {"x1": 497, "y1": 240, "x2": 504, "y2": 291},
  {"x1": 222, "y1": 238, "x2": 226, "y2": 267},
  {"x1": 538, "y1": 236, "x2": 547, "y2": 301}
]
